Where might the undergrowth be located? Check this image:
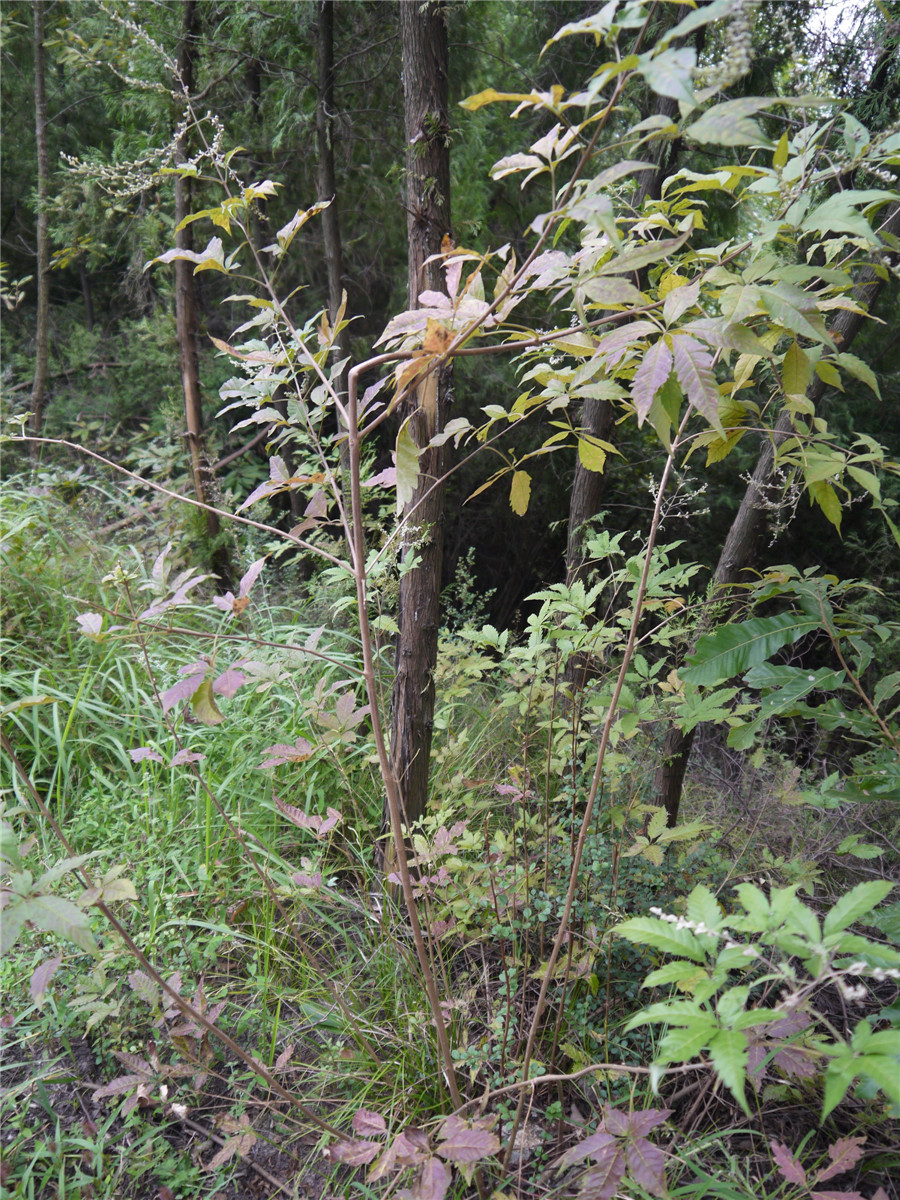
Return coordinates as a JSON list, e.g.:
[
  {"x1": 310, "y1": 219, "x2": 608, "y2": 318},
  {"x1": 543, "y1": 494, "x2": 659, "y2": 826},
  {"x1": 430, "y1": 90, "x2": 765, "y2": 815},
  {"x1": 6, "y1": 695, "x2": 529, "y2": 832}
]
[{"x1": 2, "y1": 479, "x2": 898, "y2": 1199}]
